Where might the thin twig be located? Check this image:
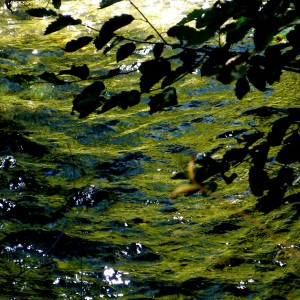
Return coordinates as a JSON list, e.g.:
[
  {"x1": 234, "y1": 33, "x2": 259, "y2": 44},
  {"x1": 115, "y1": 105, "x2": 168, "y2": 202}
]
[{"x1": 128, "y1": 0, "x2": 169, "y2": 45}]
